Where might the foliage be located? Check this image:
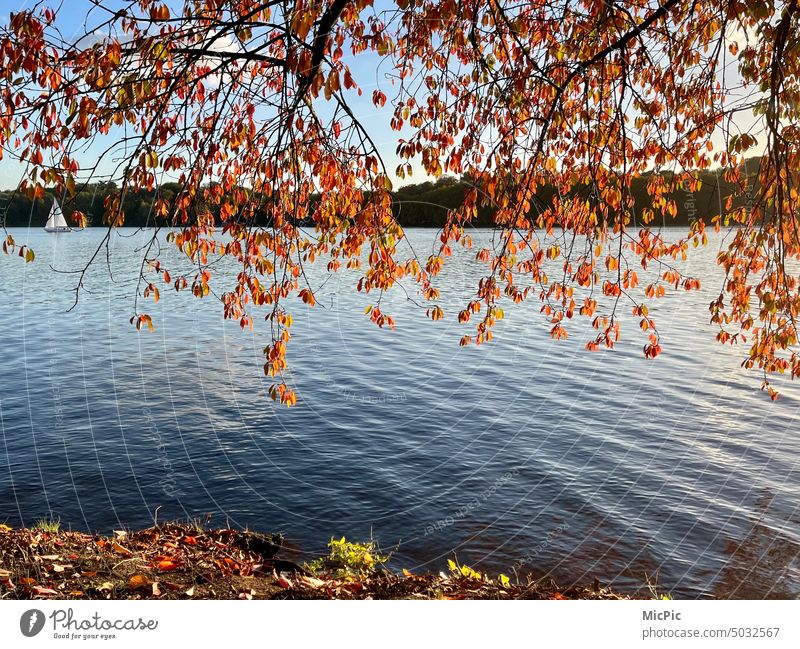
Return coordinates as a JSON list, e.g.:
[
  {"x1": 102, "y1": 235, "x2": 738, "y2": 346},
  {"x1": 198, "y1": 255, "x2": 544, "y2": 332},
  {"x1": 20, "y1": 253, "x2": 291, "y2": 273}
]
[
  {"x1": 446, "y1": 558, "x2": 518, "y2": 591},
  {"x1": 447, "y1": 558, "x2": 484, "y2": 580},
  {"x1": 305, "y1": 536, "x2": 390, "y2": 578},
  {"x1": 1, "y1": 1, "x2": 800, "y2": 400},
  {"x1": 0, "y1": 522, "x2": 627, "y2": 600}
]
